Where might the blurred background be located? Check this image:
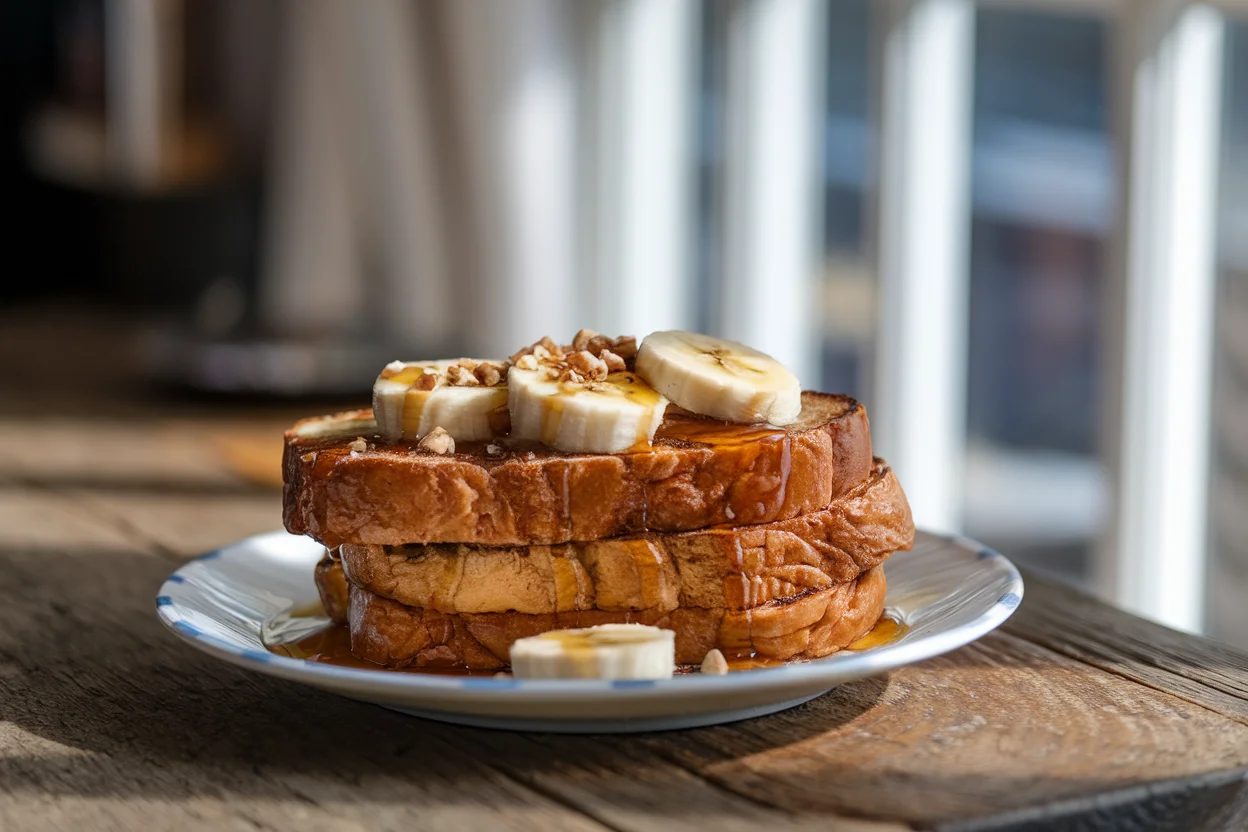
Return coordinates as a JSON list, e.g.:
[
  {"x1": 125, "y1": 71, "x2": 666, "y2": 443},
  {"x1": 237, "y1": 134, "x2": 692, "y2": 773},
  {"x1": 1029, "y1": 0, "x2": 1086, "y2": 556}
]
[{"x1": 2, "y1": 0, "x2": 1247, "y2": 643}]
